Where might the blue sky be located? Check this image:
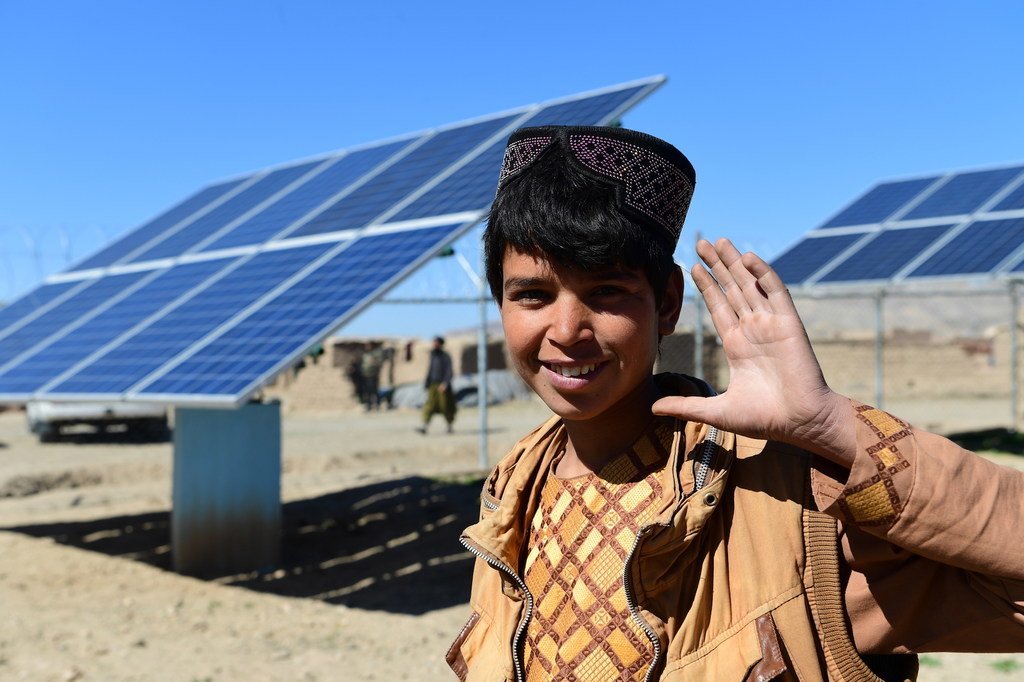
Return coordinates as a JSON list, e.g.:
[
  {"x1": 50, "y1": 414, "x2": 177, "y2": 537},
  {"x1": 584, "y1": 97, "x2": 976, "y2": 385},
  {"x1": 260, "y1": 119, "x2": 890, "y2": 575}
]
[{"x1": 2, "y1": 1, "x2": 1022, "y2": 337}]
